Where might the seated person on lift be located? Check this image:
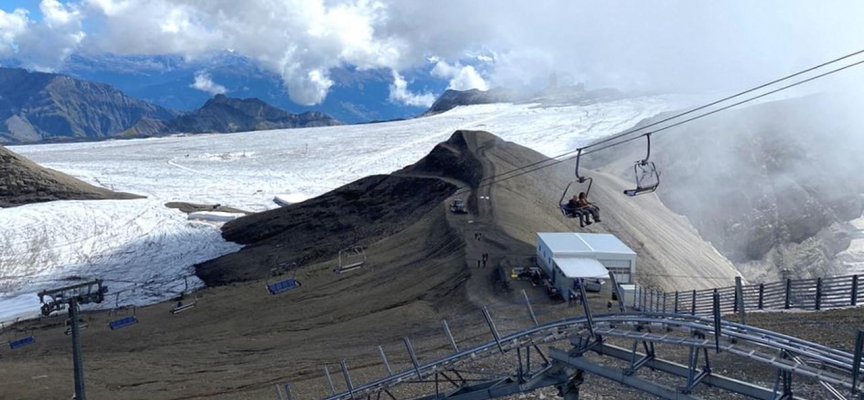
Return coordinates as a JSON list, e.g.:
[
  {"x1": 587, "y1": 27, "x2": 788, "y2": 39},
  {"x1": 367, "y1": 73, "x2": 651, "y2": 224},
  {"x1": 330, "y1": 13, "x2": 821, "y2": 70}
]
[
  {"x1": 567, "y1": 195, "x2": 591, "y2": 227},
  {"x1": 576, "y1": 192, "x2": 601, "y2": 224}
]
